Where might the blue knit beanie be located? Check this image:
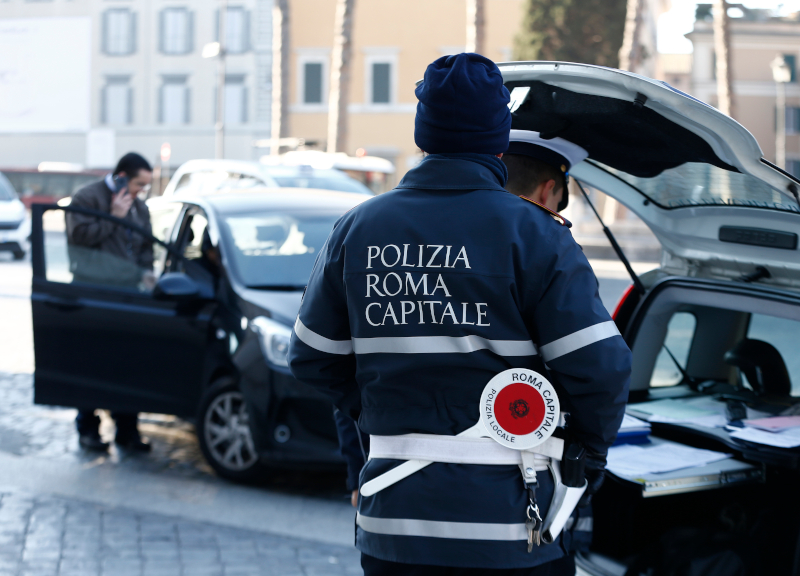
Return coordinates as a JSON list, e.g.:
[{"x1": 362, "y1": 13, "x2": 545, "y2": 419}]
[{"x1": 414, "y1": 53, "x2": 511, "y2": 155}]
